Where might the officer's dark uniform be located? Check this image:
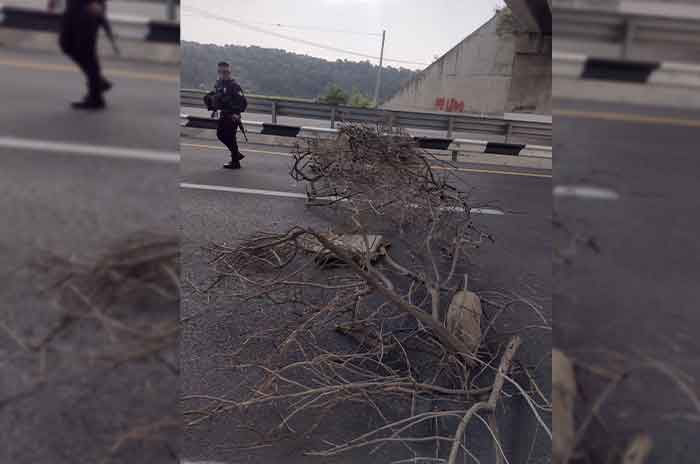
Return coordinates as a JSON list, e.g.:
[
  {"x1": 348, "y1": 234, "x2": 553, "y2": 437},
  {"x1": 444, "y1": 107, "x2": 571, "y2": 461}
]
[
  {"x1": 214, "y1": 77, "x2": 245, "y2": 168},
  {"x1": 60, "y1": 0, "x2": 110, "y2": 108}
]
